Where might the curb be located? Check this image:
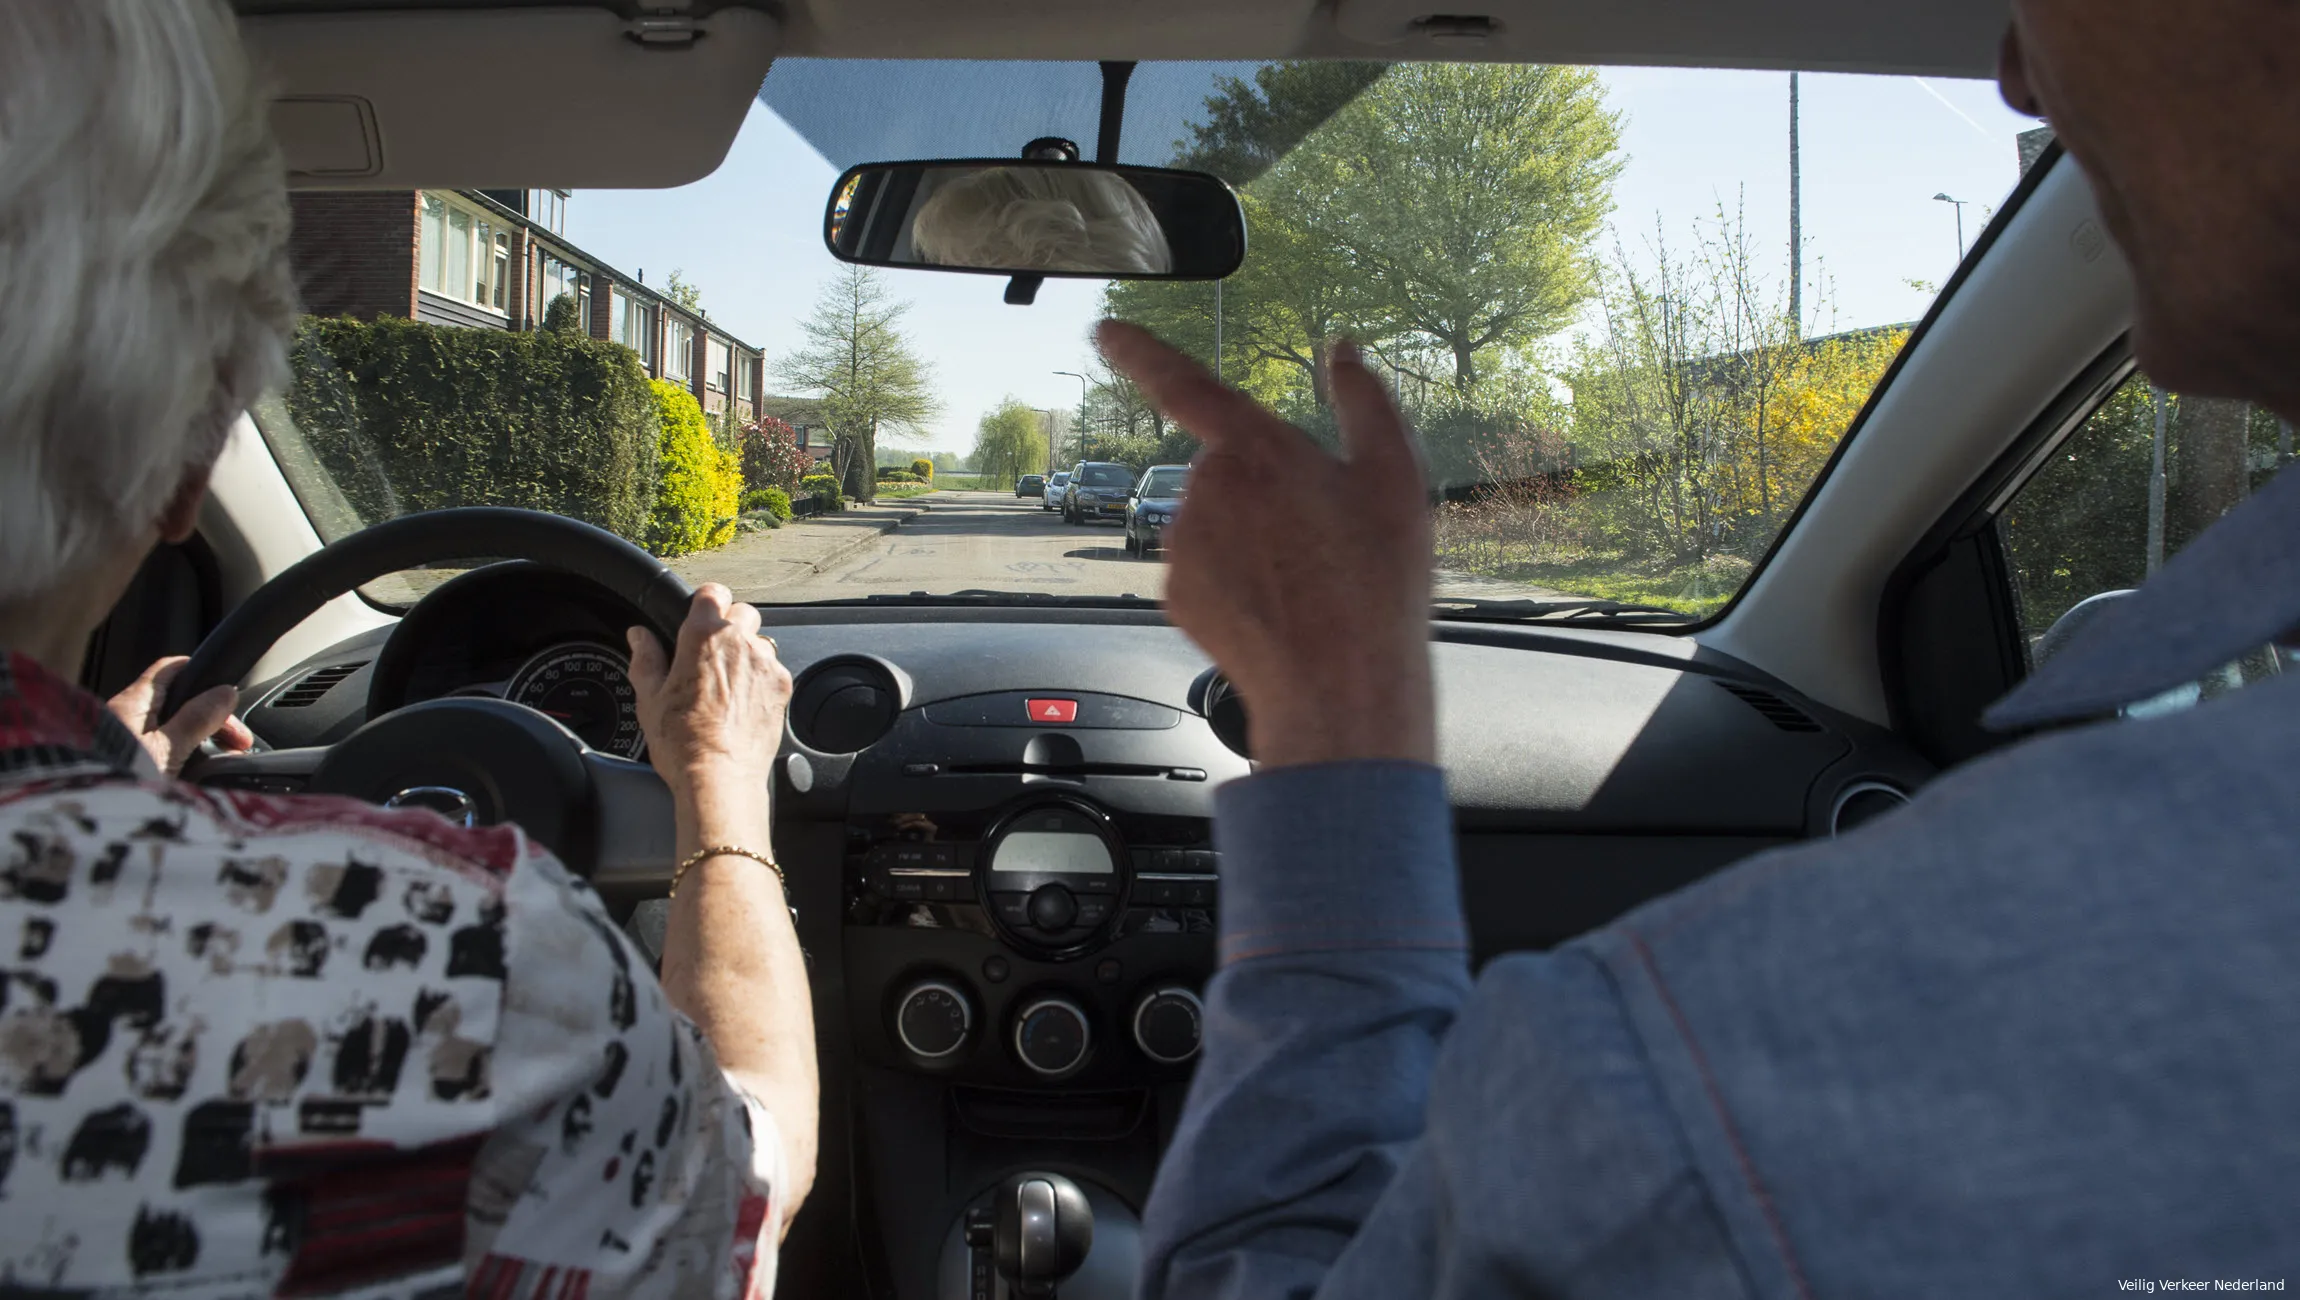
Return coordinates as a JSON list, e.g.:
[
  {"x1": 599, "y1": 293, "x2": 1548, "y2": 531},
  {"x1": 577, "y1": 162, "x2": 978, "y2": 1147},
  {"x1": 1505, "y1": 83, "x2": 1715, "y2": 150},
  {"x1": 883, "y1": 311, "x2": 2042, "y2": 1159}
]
[{"x1": 797, "y1": 496, "x2": 939, "y2": 574}]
